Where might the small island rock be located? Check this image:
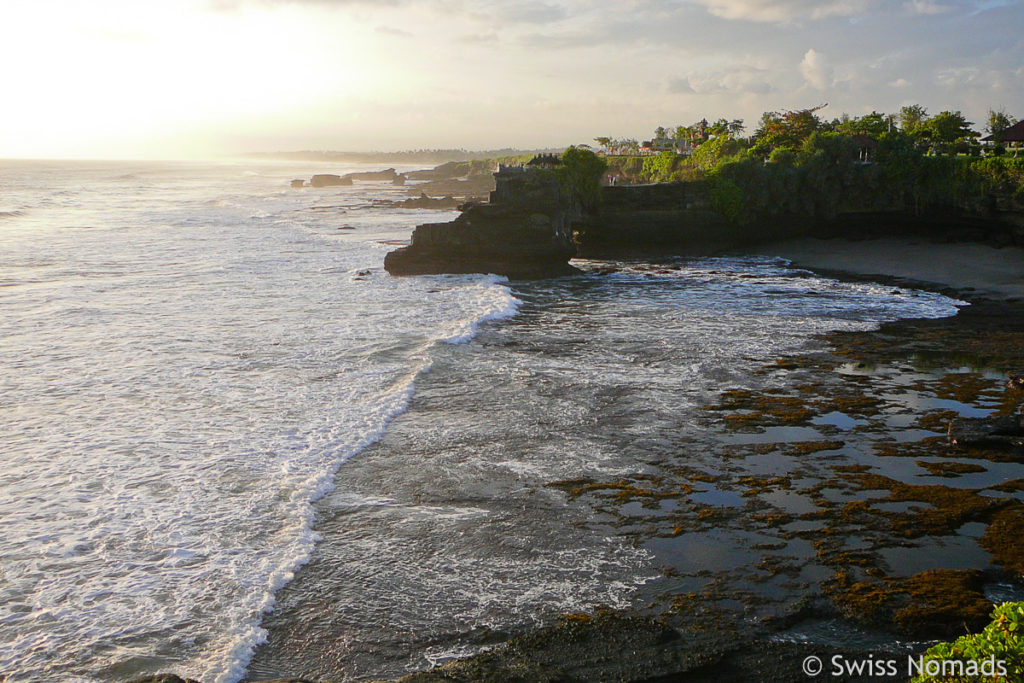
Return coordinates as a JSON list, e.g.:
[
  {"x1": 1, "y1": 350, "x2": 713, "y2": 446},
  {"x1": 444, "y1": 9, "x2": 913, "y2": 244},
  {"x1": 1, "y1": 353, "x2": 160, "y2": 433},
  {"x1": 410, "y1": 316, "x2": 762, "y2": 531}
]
[{"x1": 310, "y1": 174, "x2": 353, "y2": 188}]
